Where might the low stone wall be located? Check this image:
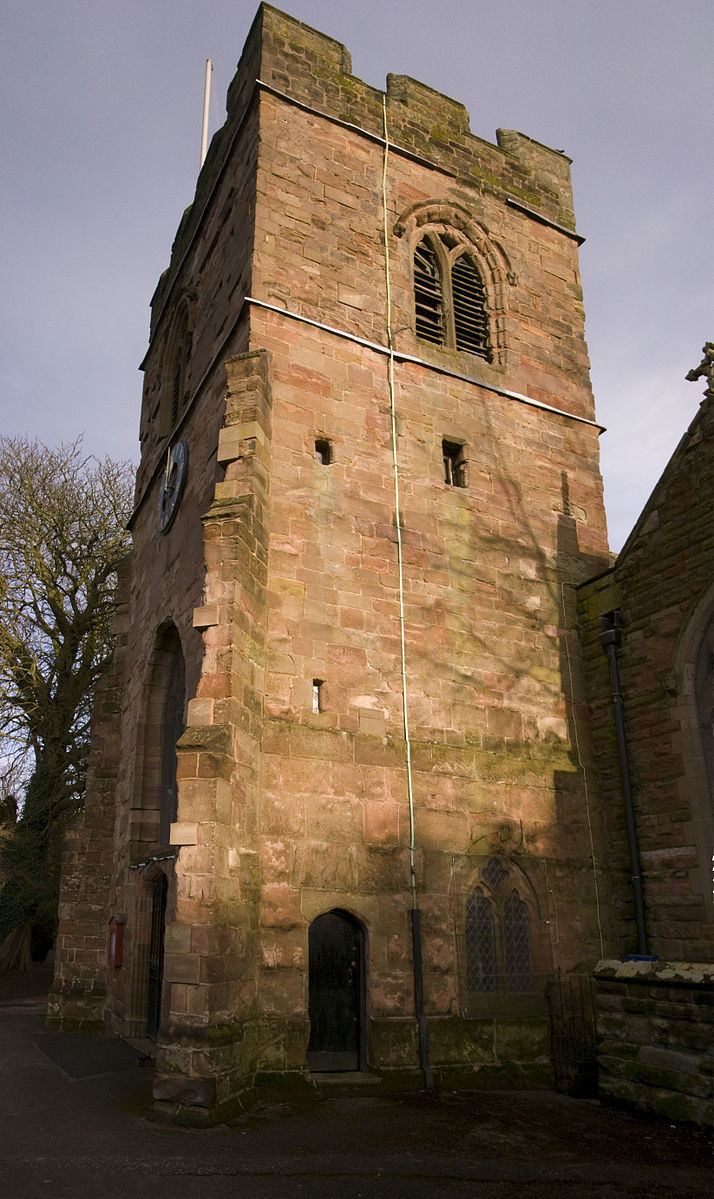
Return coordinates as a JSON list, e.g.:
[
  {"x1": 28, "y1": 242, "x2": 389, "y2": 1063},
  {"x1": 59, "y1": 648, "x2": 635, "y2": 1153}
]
[{"x1": 594, "y1": 959, "x2": 713, "y2": 1126}]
